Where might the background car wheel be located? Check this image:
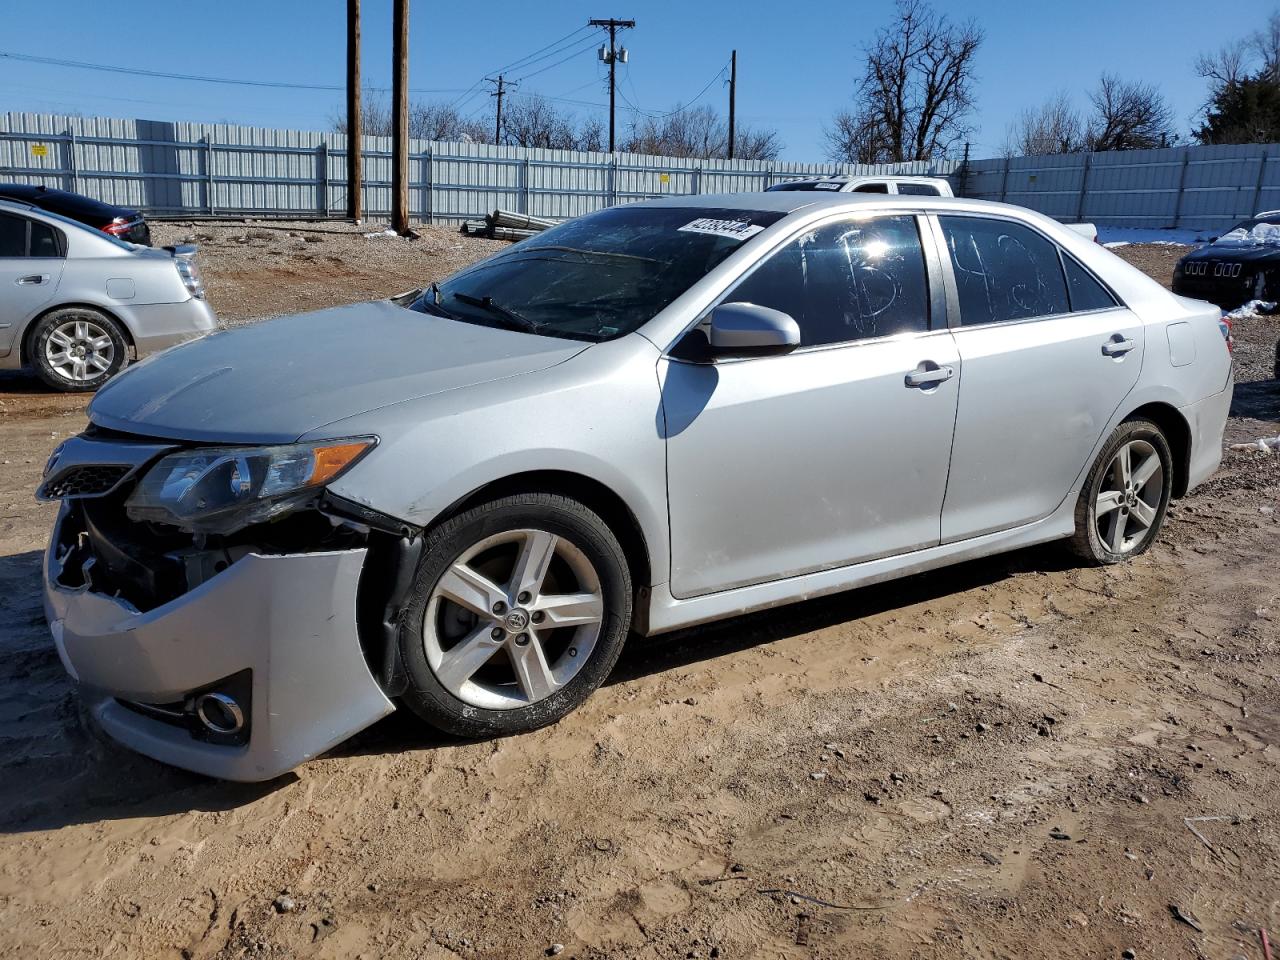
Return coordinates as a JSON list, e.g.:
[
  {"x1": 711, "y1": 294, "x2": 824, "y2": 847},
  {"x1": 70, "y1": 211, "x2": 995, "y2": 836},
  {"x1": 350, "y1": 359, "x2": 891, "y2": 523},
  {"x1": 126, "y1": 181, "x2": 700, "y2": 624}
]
[
  {"x1": 1068, "y1": 418, "x2": 1173, "y2": 565},
  {"x1": 397, "y1": 491, "x2": 633, "y2": 738},
  {"x1": 30, "y1": 307, "x2": 128, "y2": 392}
]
